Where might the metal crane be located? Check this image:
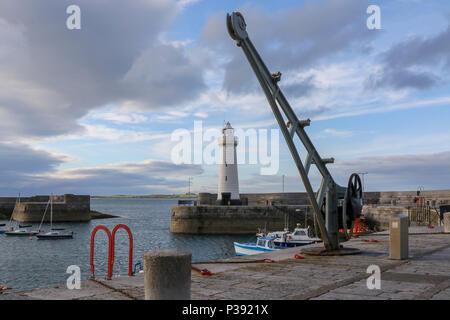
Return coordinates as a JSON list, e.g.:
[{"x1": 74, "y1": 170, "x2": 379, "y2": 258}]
[{"x1": 227, "y1": 12, "x2": 363, "y2": 253}]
